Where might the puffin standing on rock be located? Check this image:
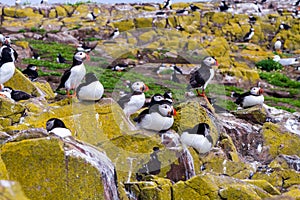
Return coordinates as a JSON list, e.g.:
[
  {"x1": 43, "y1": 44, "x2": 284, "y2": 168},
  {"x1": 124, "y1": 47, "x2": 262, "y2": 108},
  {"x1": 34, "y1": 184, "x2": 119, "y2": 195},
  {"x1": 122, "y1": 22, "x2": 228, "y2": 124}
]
[
  {"x1": 243, "y1": 28, "x2": 255, "y2": 42},
  {"x1": 22, "y1": 64, "x2": 38, "y2": 81},
  {"x1": 117, "y1": 81, "x2": 149, "y2": 117},
  {"x1": 56, "y1": 51, "x2": 89, "y2": 97},
  {"x1": 0, "y1": 46, "x2": 16, "y2": 91},
  {"x1": 234, "y1": 87, "x2": 264, "y2": 108},
  {"x1": 2, "y1": 87, "x2": 32, "y2": 101},
  {"x1": 187, "y1": 56, "x2": 218, "y2": 107},
  {"x1": 46, "y1": 118, "x2": 72, "y2": 138},
  {"x1": 180, "y1": 123, "x2": 213, "y2": 154},
  {"x1": 76, "y1": 73, "x2": 104, "y2": 102}
]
